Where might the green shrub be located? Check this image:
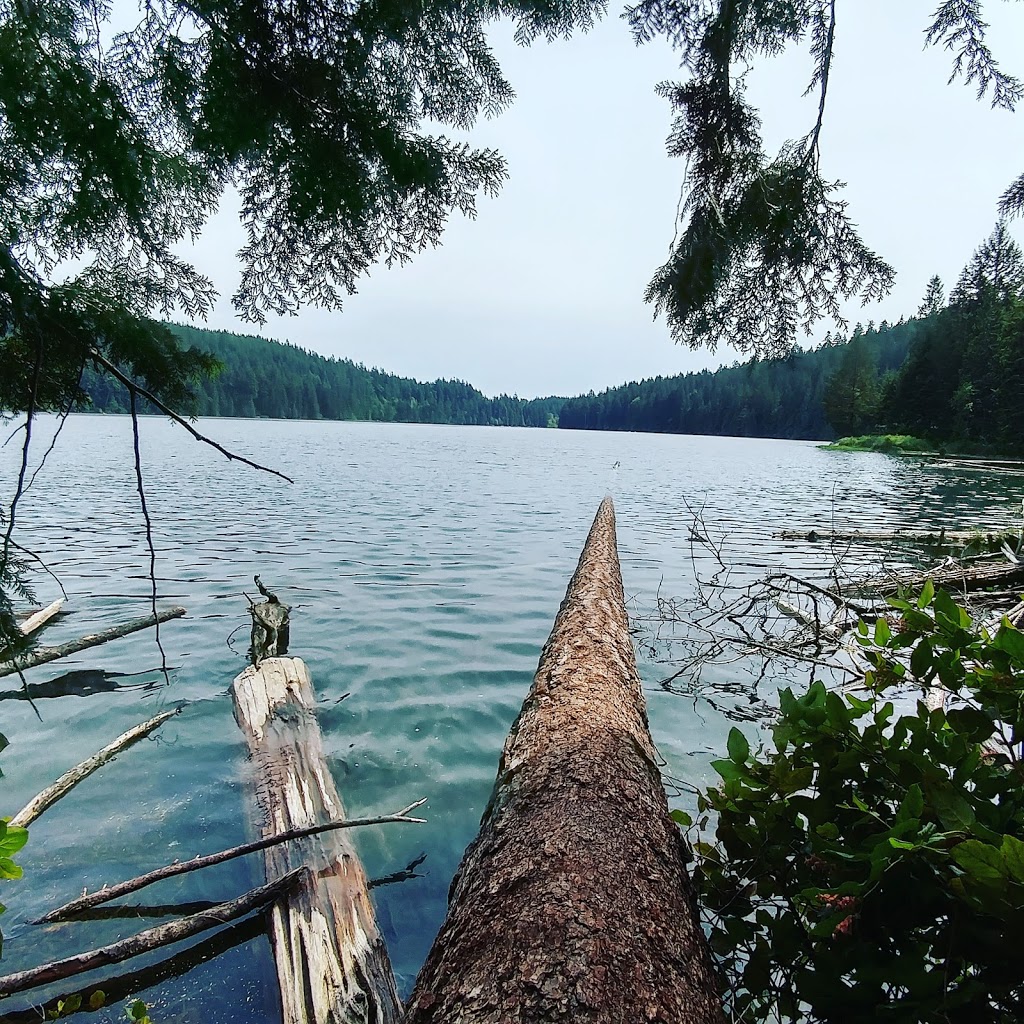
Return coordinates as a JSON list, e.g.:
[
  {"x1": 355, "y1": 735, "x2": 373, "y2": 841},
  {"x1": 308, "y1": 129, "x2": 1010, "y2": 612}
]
[{"x1": 691, "y1": 585, "x2": 1024, "y2": 1022}]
